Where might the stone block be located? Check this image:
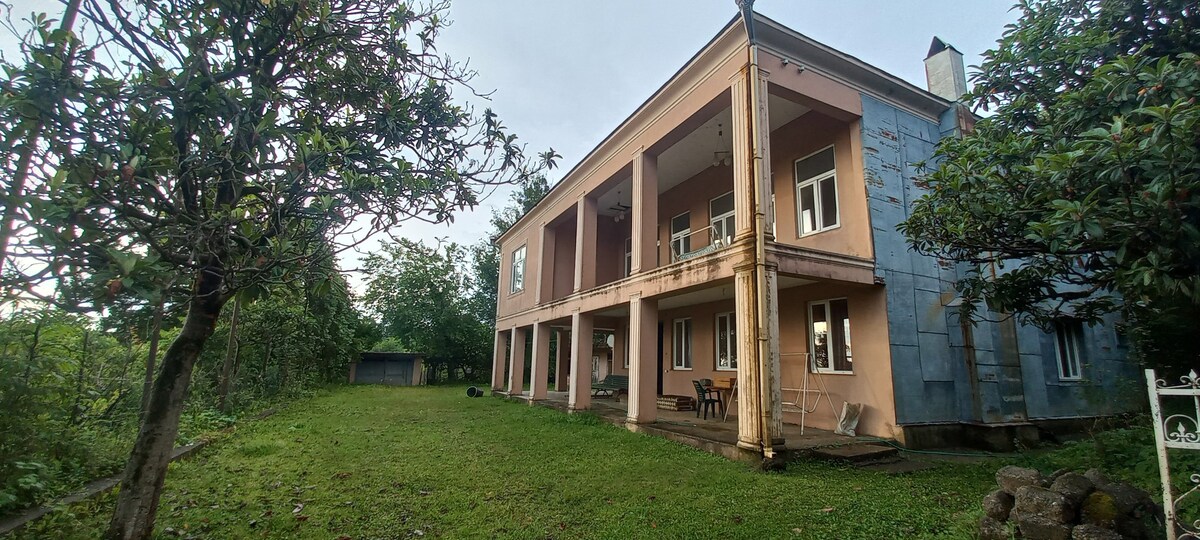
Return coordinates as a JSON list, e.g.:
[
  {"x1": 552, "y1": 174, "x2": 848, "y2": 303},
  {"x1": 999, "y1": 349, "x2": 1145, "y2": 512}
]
[
  {"x1": 1014, "y1": 485, "x2": 1075, "y2": 524},
  {"x1": 1070, "y1": 524, "x2": 1121, "y2": 540},
  {"x1": 996, "y1": 465, "x2": 1045, "y2": 495},
  {"x1": 1016, "y1": 514, "x2": 1072, "y2": 540},
  {"x1": 982, "y1": 489, "x2": 1015, "y2": 521},
  {"x1": 978, "y1": 515, "x2": 1010, "y2": 540},
  {"x1": 1050, "y1": 472, "x2": 1094, "y2": 507}
]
